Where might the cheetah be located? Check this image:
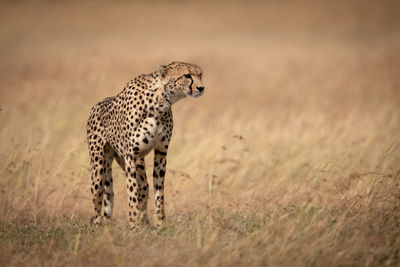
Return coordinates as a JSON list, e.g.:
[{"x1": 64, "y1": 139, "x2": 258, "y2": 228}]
[{"x1": 86, "y1": 61, "x2": 204, "y2": 230}]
